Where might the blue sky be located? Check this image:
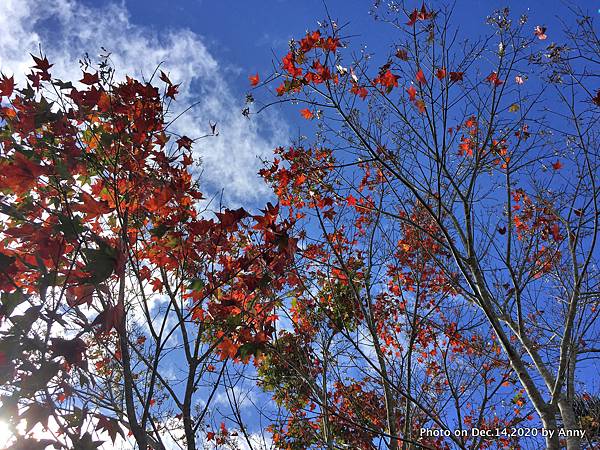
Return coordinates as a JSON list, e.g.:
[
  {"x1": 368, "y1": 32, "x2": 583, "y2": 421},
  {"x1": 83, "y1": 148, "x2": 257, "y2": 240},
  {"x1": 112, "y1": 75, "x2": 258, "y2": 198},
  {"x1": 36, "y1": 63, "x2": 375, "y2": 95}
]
[{"x1": 0, "y1": 0, "x2": 583, "y2": 207}]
